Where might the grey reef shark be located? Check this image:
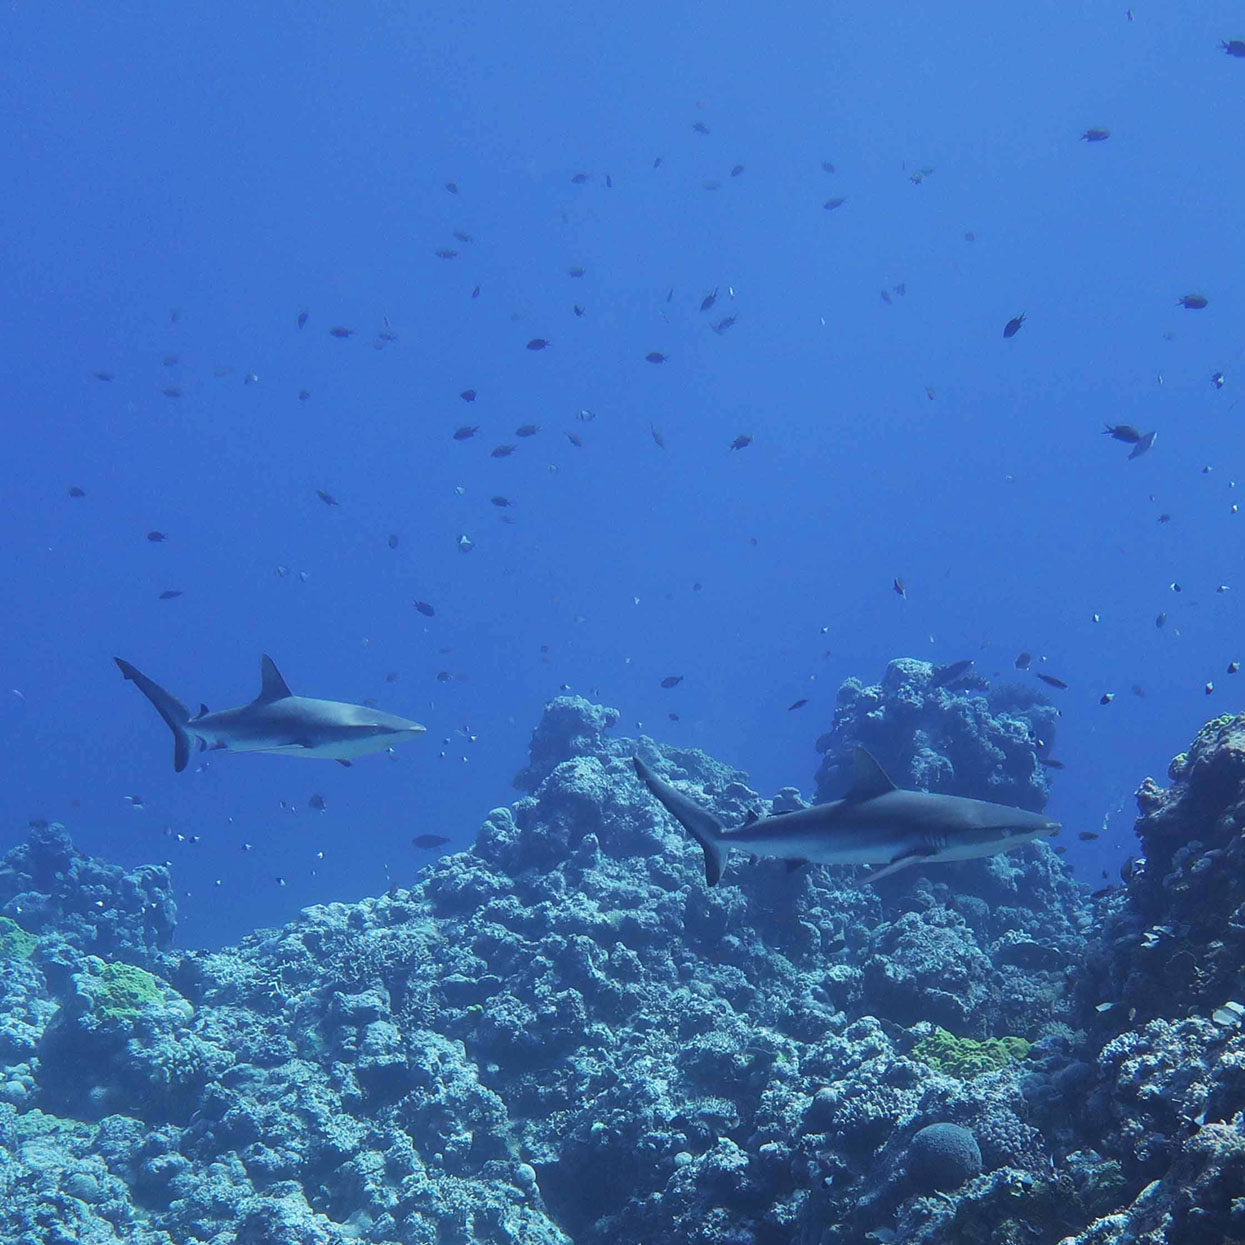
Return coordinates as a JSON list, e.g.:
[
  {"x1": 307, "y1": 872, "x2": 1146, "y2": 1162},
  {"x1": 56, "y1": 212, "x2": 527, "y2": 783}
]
[
  {"x1": 115, "y1": 655, "x2": 425, "y2": 771},
  {"x1": 633, "y1": 748, "x2": 1059, "y2": 886}
]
